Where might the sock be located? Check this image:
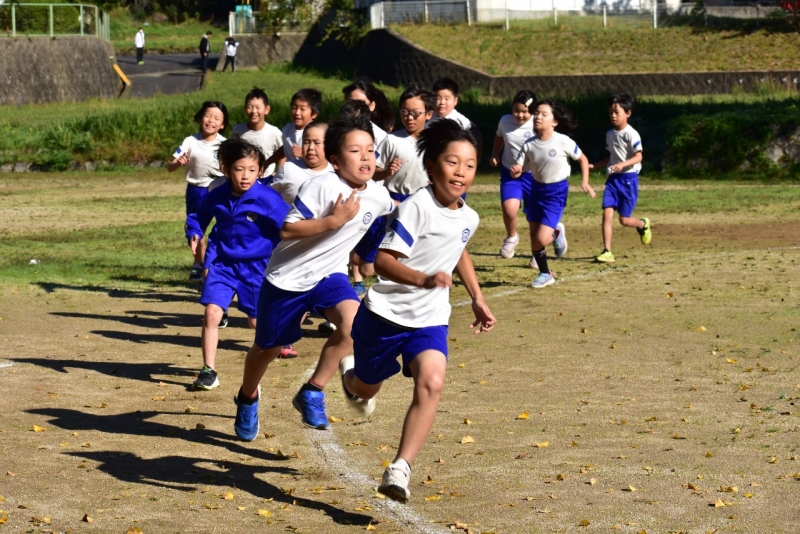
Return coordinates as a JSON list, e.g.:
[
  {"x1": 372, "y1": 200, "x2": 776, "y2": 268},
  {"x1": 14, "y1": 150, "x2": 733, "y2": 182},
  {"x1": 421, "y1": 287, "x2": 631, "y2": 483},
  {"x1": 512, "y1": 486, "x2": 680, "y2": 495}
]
[
  {"x1": 533, "y1": 248, "x2": 549, "y2": 274},
  {"x1": 237, "y1": 388, "x2": 258, "y2": 405},
  {"x1": 392, "y1": 458, "x2": 411, "y2": 472},
  {"x1": 637, "y1": 219, "x2": 646, "y2": 235},
  {"x1": 301, "y1": 380, "x2": 323, "y2": 393}
]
